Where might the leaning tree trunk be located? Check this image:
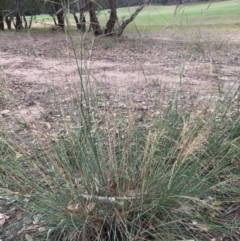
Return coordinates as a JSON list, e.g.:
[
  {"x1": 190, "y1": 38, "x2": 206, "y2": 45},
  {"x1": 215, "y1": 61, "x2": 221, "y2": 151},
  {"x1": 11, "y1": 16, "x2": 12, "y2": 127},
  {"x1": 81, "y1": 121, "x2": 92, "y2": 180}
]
[
  {"x1": 85, "y1": 0, "x2": 102, "y2": 36},
  {"x1": 85, "y1": 0, "x2": 149, "y2": 37},
  {"x1": 116, "y1": 0, "x2": 150, "y2": 37},
  {"x1": 23, "y1": 14, "x2": 33, "y2": 29},
  {"x1": 73, "y1": 12, "x2": 81, "y2": 30},
  {"x1": 23, "y1": 15, "x2": 28, "y2": 29},
  {"x1": 0, "y1": 12, "x2": 4, "y2": 31},
  {"x1": 50, "y1": 13, "x2": 58, "y2": 26},
  {"x1": 28, "y1": 15, "x2": 33, "y2": 29},
  {"x1": 104, "y1": 0, "x2": 117, "y2": 35}
]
